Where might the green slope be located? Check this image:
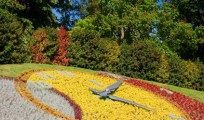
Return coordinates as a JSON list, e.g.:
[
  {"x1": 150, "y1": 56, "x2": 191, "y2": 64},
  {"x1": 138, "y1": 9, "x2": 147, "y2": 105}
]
[
  {"x1": 0, "y1": 63, "x2": 203, "y2": 103},
  {"x1": 0, "y1": 63, "x2": 97, "y2": 77}
]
